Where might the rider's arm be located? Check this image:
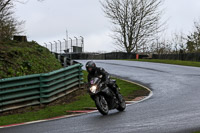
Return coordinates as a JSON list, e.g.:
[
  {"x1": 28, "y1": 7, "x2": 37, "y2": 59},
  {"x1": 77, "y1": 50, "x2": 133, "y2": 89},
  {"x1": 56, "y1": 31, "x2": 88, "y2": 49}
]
[
  {"x1": 98, "y1": 67, "x2": 110, "y2": 83},
  {"x1": 87, "y1": 74, "x2": 91, "y2": 83}
]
